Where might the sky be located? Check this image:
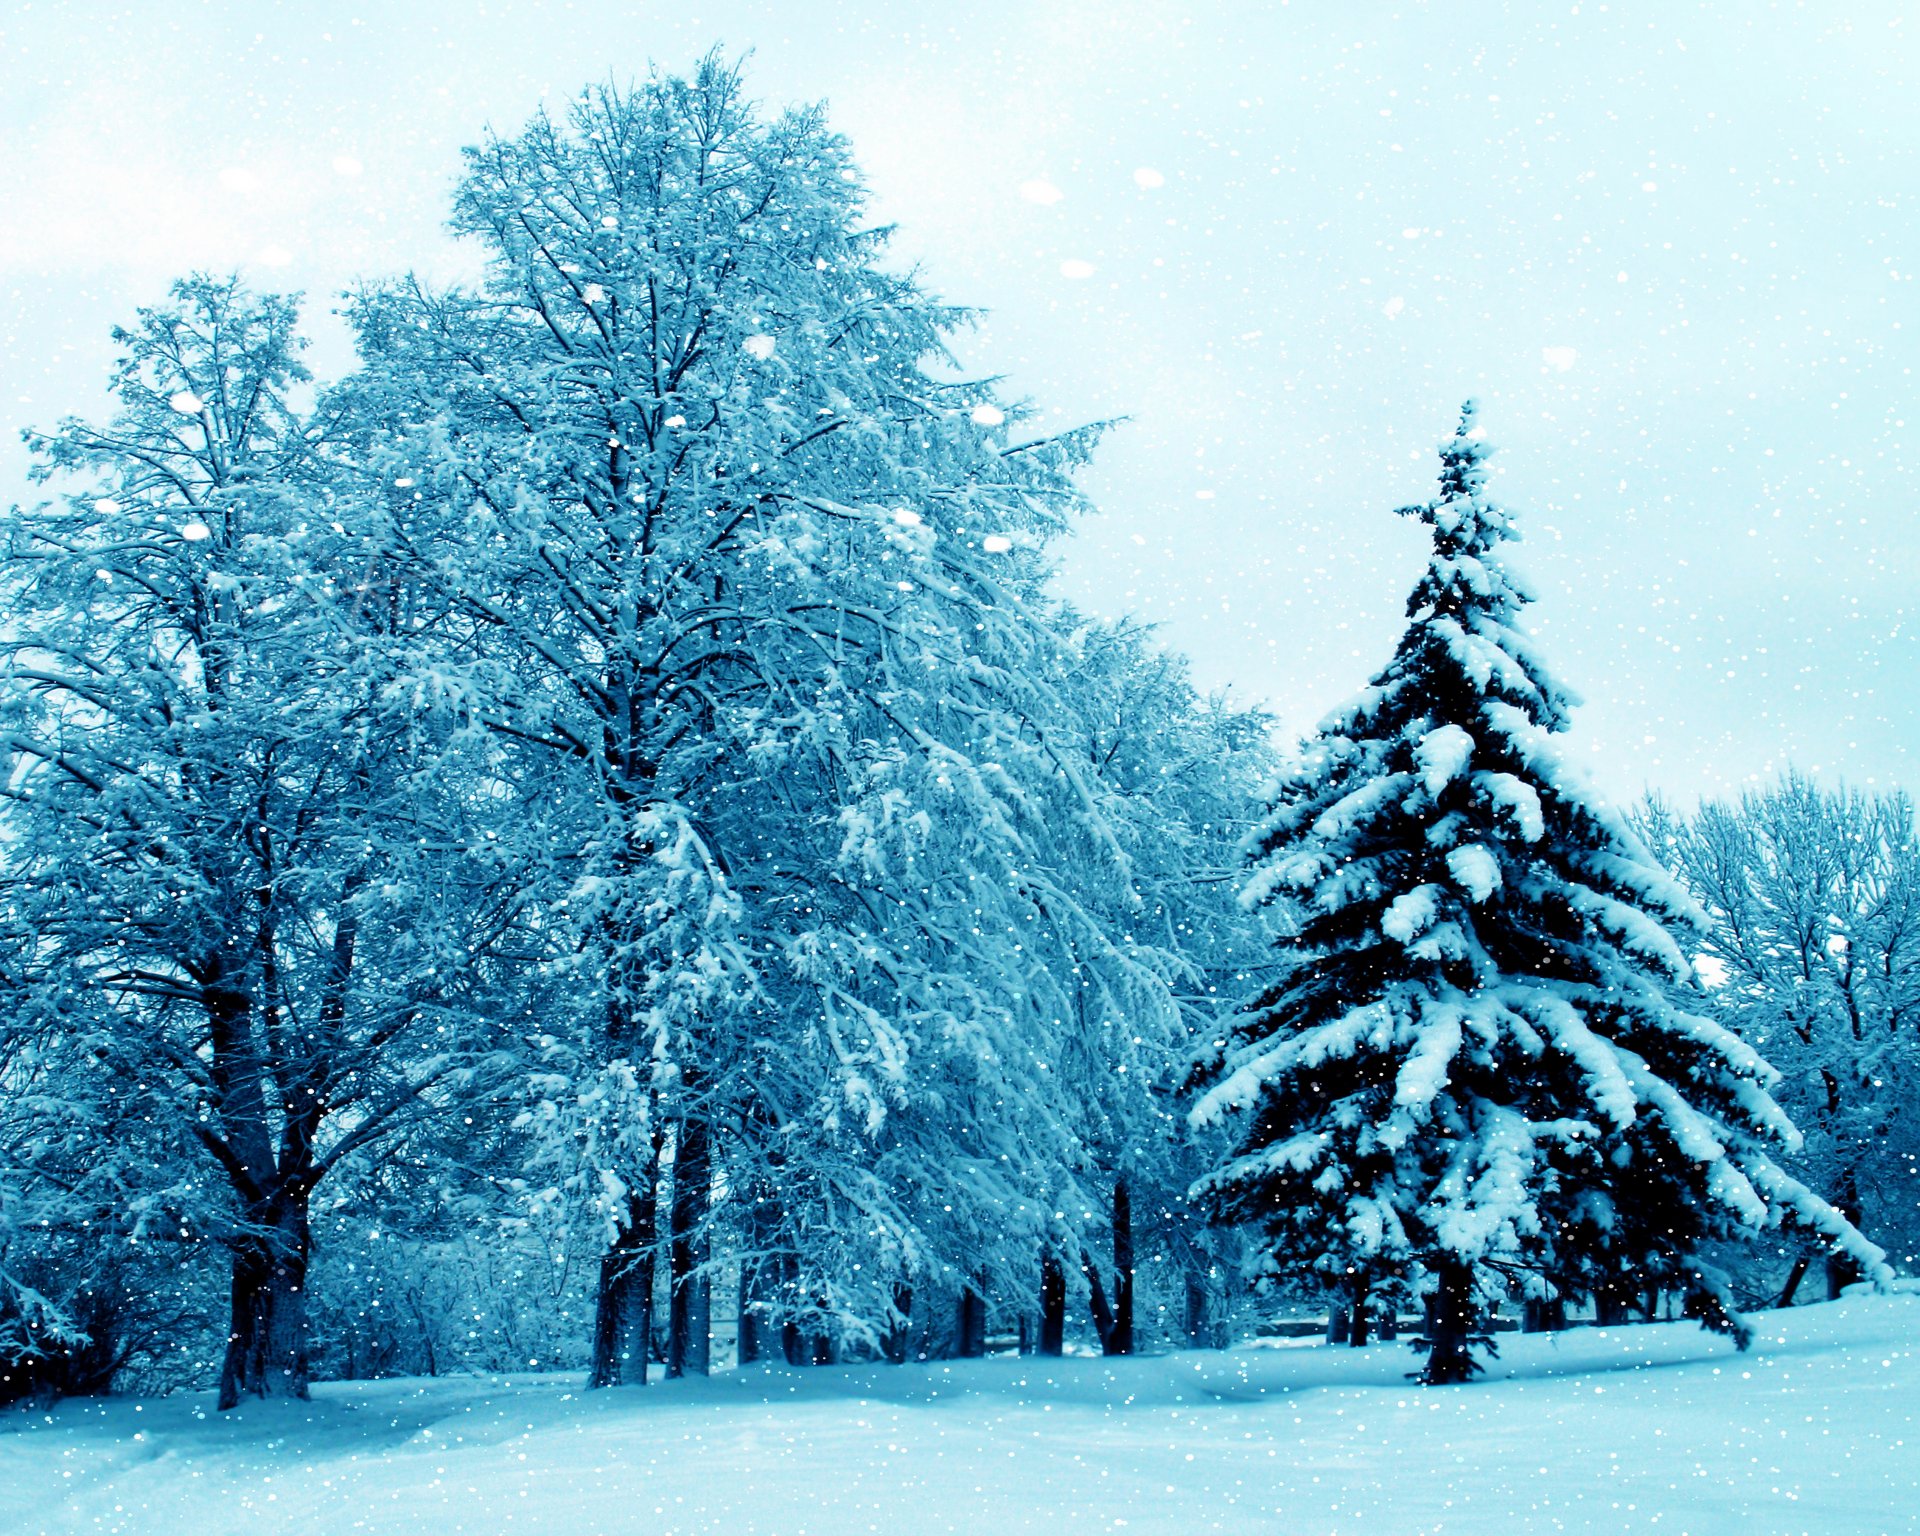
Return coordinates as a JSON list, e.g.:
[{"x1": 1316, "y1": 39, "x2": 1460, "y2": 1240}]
[{"x1": 2, "y1": 0, "x2": 1914, "y2": 805}]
